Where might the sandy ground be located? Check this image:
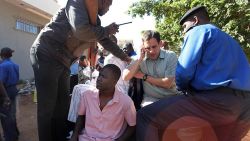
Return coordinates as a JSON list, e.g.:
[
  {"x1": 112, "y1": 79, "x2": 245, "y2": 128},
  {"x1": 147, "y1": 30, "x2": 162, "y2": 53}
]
[{"x1": 16, "y1": 94, "x2": 38, "y2": 141}]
